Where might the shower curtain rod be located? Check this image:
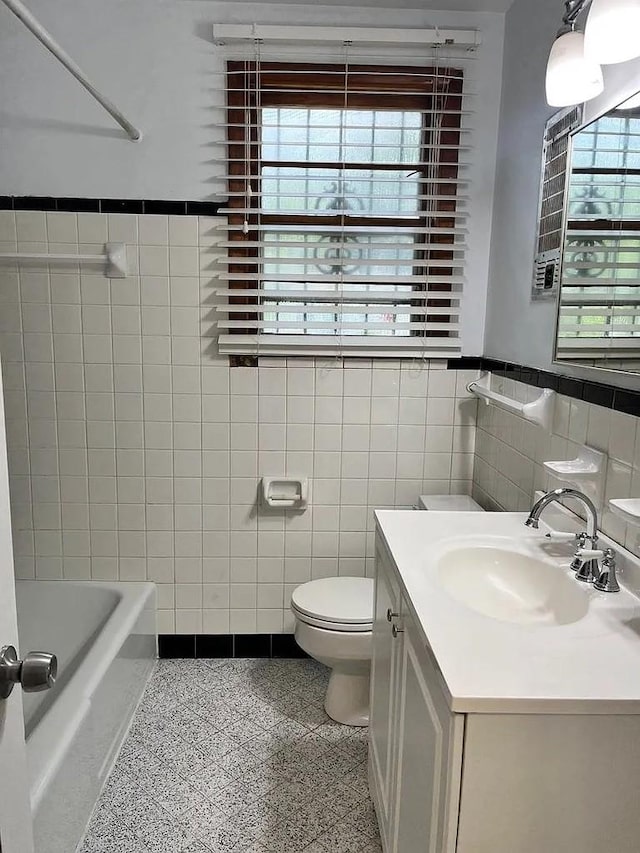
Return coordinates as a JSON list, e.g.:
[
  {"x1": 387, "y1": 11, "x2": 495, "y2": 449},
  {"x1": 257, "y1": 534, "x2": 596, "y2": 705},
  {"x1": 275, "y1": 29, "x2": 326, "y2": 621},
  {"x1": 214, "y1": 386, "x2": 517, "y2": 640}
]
[{"x1": 1, "y1": 0, "x2": 142, "y2": 141}]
